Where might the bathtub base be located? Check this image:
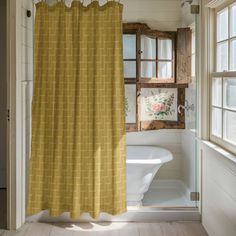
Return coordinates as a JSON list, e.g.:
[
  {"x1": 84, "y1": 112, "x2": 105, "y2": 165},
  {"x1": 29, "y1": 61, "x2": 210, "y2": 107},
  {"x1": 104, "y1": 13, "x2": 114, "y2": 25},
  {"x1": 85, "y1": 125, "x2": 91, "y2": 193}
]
[
  {"x1": 127, "y1": 200, "x2": 142, "y2": 207},
  {"x1": 127, "y1": 193, "x2": 144, "y2": 207},
  {"x1": 126, "y1": 146, "x2": 173, "y2": 208}
]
